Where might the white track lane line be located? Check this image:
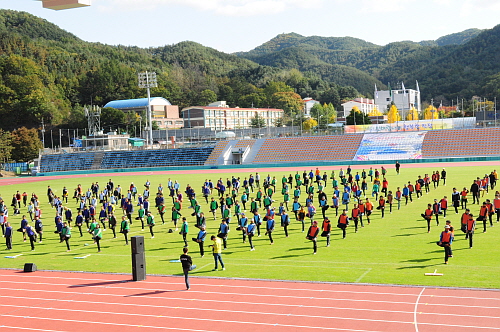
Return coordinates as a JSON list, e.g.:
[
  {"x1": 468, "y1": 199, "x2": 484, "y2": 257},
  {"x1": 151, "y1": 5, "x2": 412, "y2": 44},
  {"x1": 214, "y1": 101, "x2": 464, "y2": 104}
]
[{"x1": 414, "y1": 288, "x2": 425, "y2": 332}]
